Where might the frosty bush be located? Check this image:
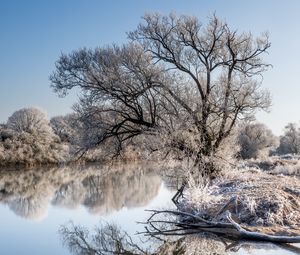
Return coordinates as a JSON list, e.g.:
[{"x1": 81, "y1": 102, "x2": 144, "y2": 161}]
[
  {"x1": 238, "y1": 122, "x2": 277, "y2": 159},
  {"x1": 7, "y1": 107, "x2": 53, "y2": 136},
  {"x1": 0, "y1": 107, "x2": 69, "y2": 166}
]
